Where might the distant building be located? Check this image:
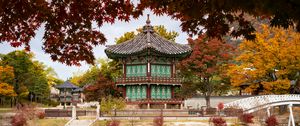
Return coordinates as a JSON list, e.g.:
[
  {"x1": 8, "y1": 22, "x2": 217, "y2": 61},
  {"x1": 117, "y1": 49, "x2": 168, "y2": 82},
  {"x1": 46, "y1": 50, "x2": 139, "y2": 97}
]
[
  {"x1": 105, "y1": 15, "x2": 191, "y2": 109},
  {"x1": 56, "y1": 81, "x2": 84, "y2": 106}
]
